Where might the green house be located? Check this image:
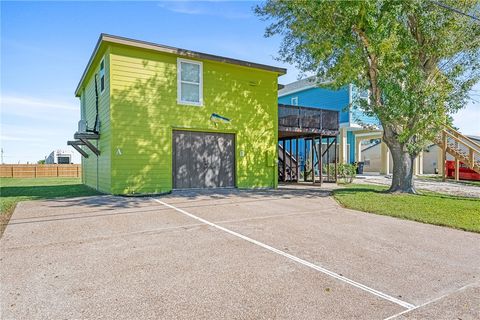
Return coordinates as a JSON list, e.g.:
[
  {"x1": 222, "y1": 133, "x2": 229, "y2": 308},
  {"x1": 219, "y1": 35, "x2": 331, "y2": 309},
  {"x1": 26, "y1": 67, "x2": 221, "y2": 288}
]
[{"x1": 69, "y1": 34, "x2": 286, "y2": 195}]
